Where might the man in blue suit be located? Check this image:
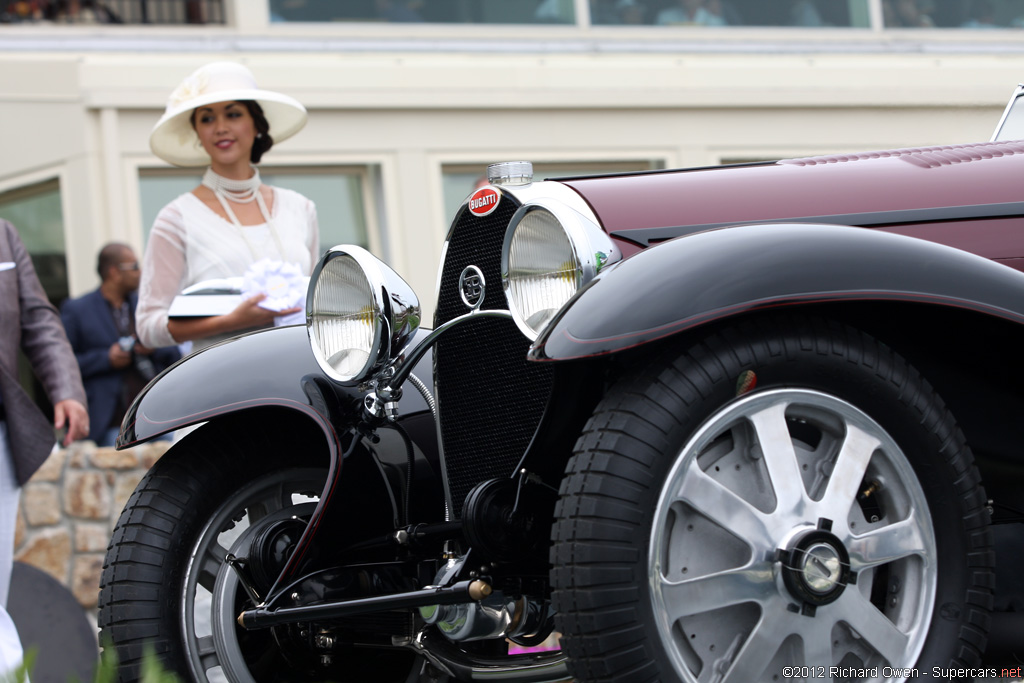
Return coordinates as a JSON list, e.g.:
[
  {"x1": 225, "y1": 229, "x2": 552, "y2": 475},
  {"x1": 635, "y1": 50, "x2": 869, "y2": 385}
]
[{"x1": 61, "y1": 243, "x2": 181, "y2": 447}]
